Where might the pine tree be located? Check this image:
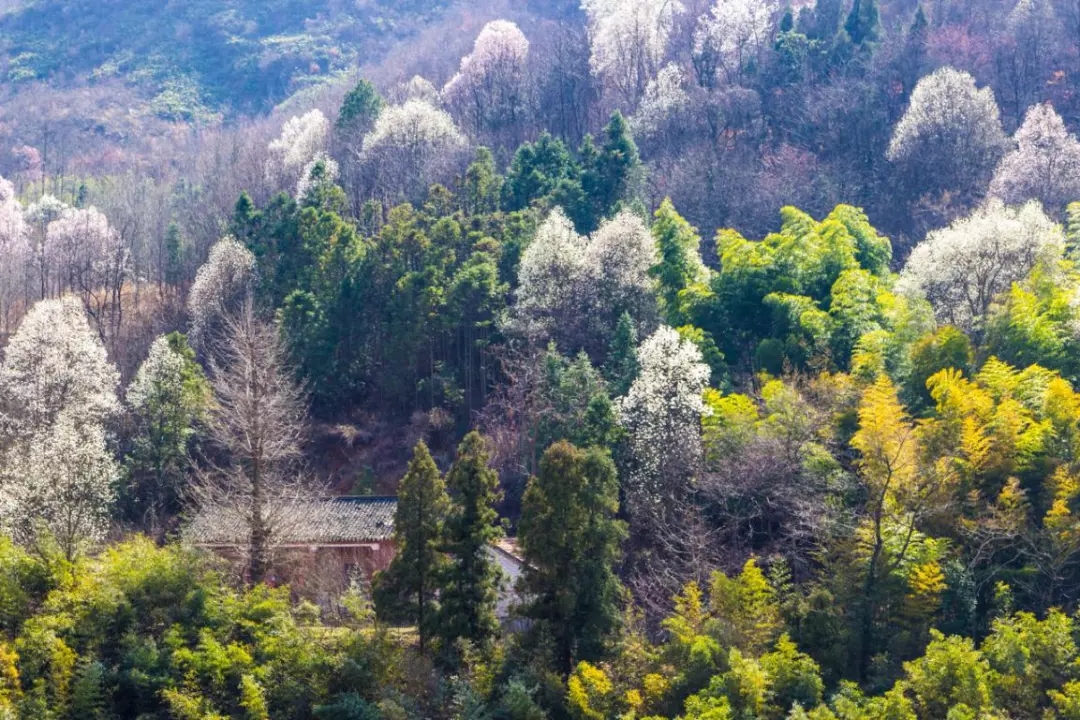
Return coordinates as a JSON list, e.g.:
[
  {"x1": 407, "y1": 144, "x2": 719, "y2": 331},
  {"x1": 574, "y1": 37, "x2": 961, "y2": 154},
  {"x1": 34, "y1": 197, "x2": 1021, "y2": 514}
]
[
  {"x1": 373, "y1": 441, "x2": 450, "y2": 653},
  {"x1": 604, "y1": 312, "x2": 640, "y2": 397},
  {"x1": 436, "y1": 431, "x2": 504, "y2": 656},
  {"x1": 336, "y1": 78, "x2": 384, "y2": 133},
  {"x1": 844, "y1": 0, "x2": 880, "y2": 45},
  {"x1": 518, "y1": 441, "x2": 627, "y2": 676},
  {"x1": 581, "y1": 112, "x2": 641, "y2": 231}
]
